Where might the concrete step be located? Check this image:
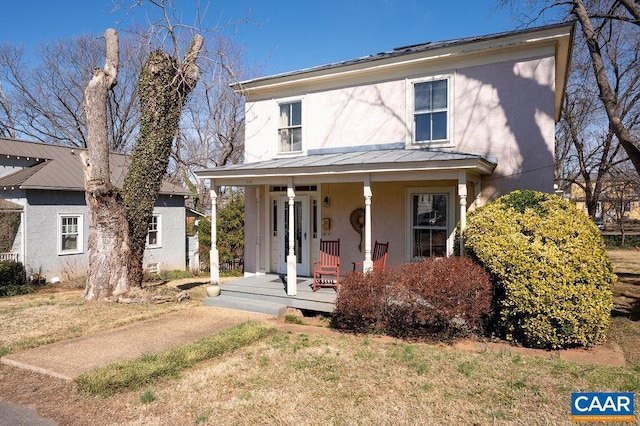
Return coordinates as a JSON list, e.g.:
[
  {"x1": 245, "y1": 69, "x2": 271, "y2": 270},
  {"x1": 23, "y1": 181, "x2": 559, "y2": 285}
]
[{"x1": 204, "y1": 294, "x2": 288, "y2": 316}]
